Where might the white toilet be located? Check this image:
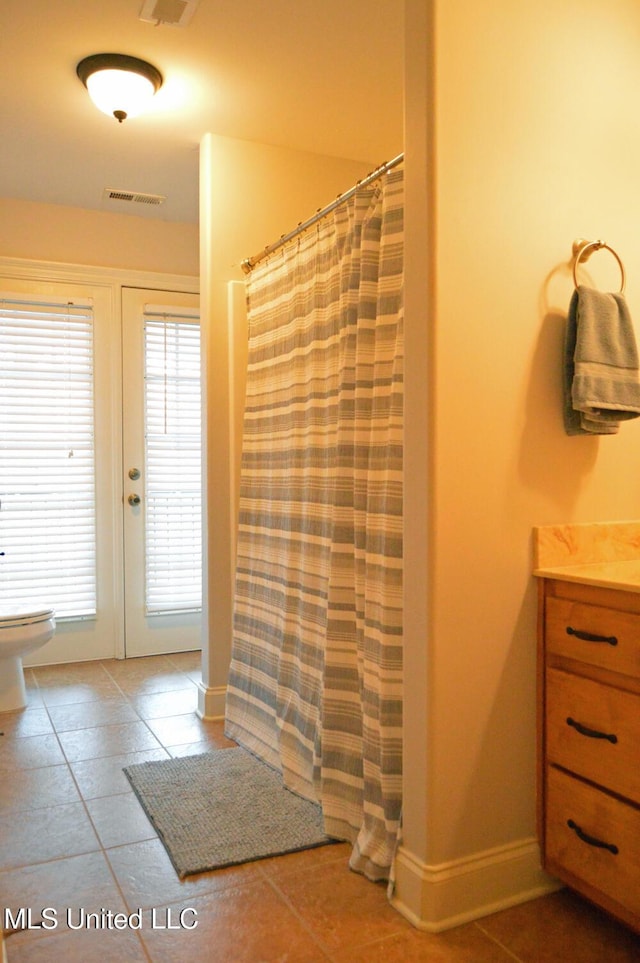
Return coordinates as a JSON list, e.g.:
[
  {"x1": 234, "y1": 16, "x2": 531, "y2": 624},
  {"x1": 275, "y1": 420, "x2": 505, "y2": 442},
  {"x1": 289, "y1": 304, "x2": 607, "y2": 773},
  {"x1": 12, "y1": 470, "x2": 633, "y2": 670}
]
[{"x1": 0, "y1": 604, "x2": 55, "y2": 712}]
